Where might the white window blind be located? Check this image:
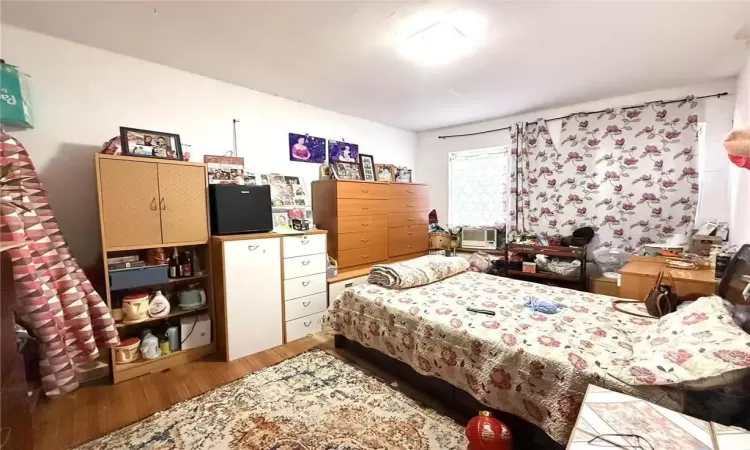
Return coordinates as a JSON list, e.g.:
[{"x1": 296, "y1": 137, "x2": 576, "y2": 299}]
[{"x1": 448, "y1": 146, "x2": 509, "y2": 228}]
